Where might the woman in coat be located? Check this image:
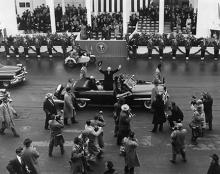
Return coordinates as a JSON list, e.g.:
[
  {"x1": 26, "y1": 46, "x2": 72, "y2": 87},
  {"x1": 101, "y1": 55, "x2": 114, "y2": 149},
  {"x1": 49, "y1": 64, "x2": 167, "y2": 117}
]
[
  {"x1": 151, "y1": 94, "x2": 166, "y2": 132},
  {"x1": 123, "y1": 131, "x2": 140, "y2": 174}
]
